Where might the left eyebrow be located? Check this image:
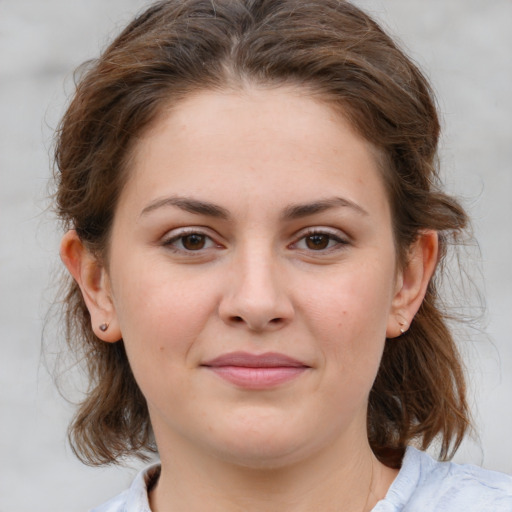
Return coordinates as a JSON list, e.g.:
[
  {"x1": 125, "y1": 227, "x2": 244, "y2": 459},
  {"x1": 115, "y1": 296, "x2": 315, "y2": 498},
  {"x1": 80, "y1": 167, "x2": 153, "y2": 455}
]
[{"x1": 280, "y1": 197, "x2": 369, "y2": 220}]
